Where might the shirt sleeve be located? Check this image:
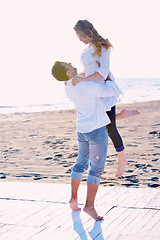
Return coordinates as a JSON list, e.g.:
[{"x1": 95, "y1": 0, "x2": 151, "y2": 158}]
[
  {"x1": 86, "y1": 81, "x2": 120, "y2": 98},
  {"x1": 96, "y1": 47, "x2": 110, "y2": 79}
]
